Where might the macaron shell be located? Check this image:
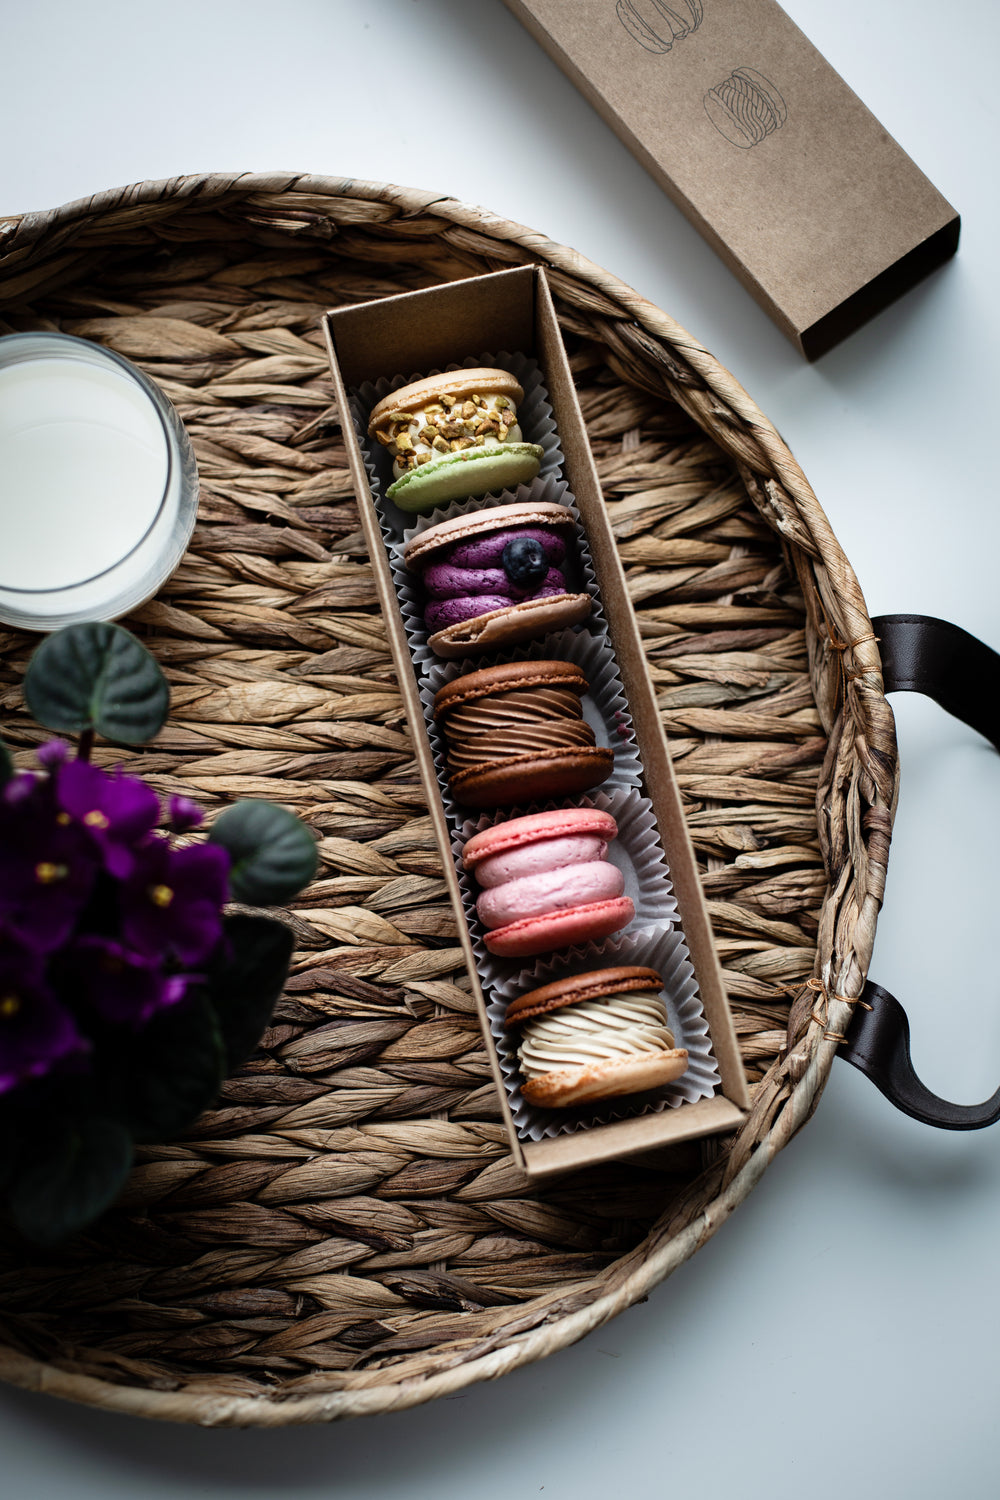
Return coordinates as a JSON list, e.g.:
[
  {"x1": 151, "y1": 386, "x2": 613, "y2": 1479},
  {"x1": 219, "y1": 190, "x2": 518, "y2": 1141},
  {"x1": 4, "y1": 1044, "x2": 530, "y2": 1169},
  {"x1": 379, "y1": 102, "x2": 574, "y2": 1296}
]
[
  {"x1": 483, "y1": 895, "x2": 635, "y2": 958},
  {"x1": 403, "y1": 501, "x2": 576, "y2": 569},
  {"x1": 434, "y1": 659, "x2": 588, "y2": 717},
  {"x1": 385, "y1": 444, "x2": 544, "y2": 513},
  {"x1": 449, "y1": 745, "x2": 614, "y2": 808},
  {"x1": 368, "y1": 368, "x2": 525, "y2": 431},
  {"x1": 519, "y1": 1048, "x2": 690, "y2": 1108},
  {"x1": 504, "y1": 964, "x2": 664, "y2": 1027},
  {"x1": 427, "y1": 592, "x2": 592, "y2": 659},
  {"x1": 463, "y1": 807, "x2": 619, "y2": 870}
]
